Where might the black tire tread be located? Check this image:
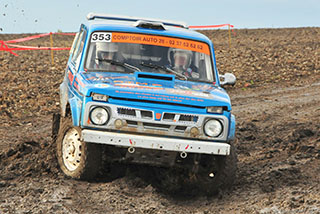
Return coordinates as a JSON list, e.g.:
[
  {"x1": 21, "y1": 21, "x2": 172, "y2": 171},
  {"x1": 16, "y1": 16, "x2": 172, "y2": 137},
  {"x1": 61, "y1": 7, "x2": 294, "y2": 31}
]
[{"x1": 147, "y1": 143, "x2": 237, "y2": 196}]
